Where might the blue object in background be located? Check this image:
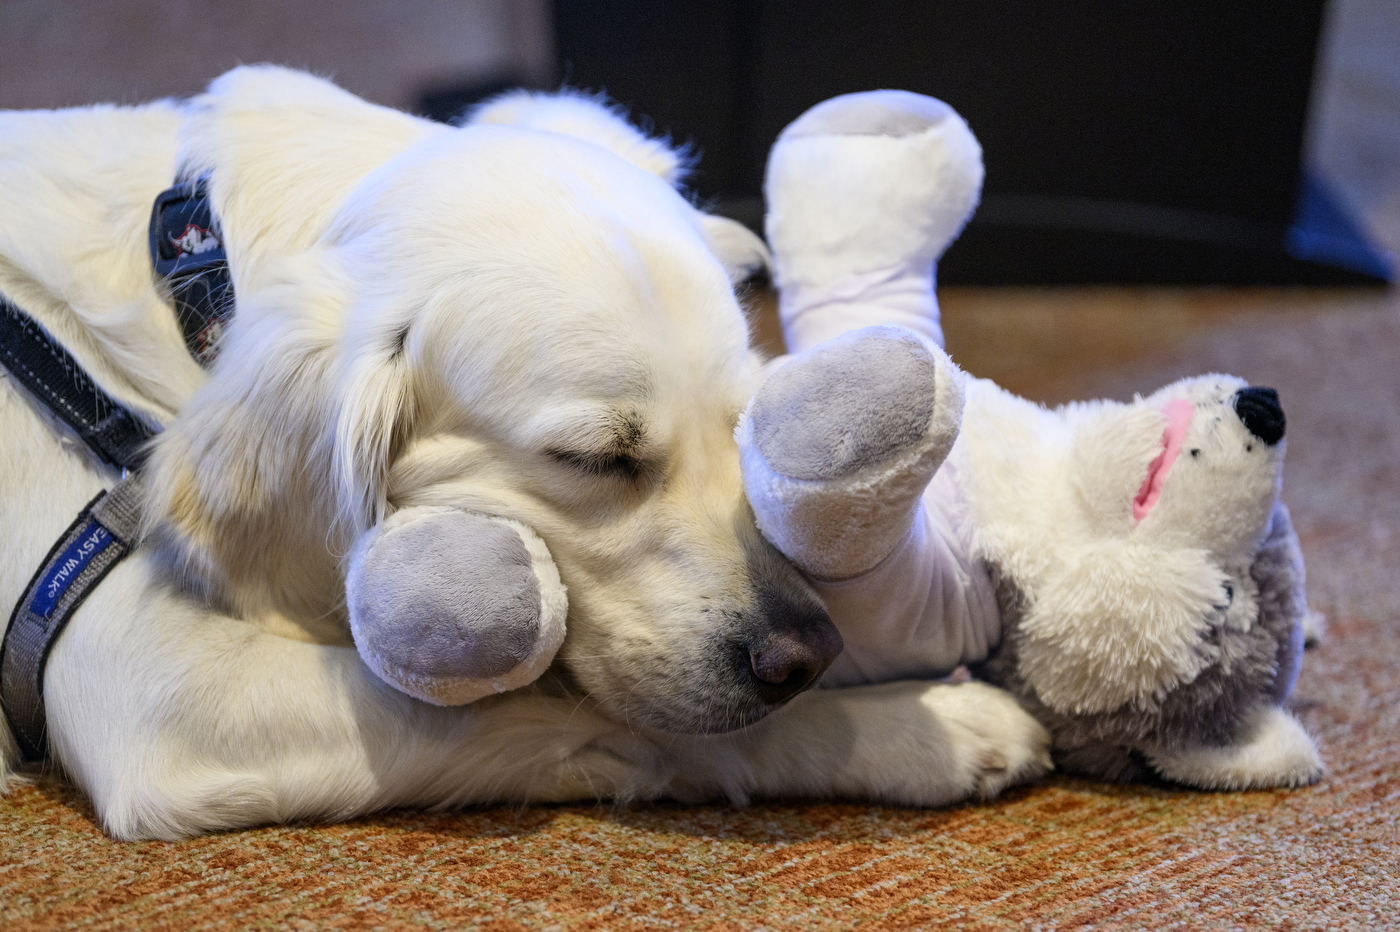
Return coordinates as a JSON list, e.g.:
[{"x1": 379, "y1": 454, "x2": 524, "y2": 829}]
[{"x1": 1289, "y1": 172, "x2": 1396, "y2": 281}]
